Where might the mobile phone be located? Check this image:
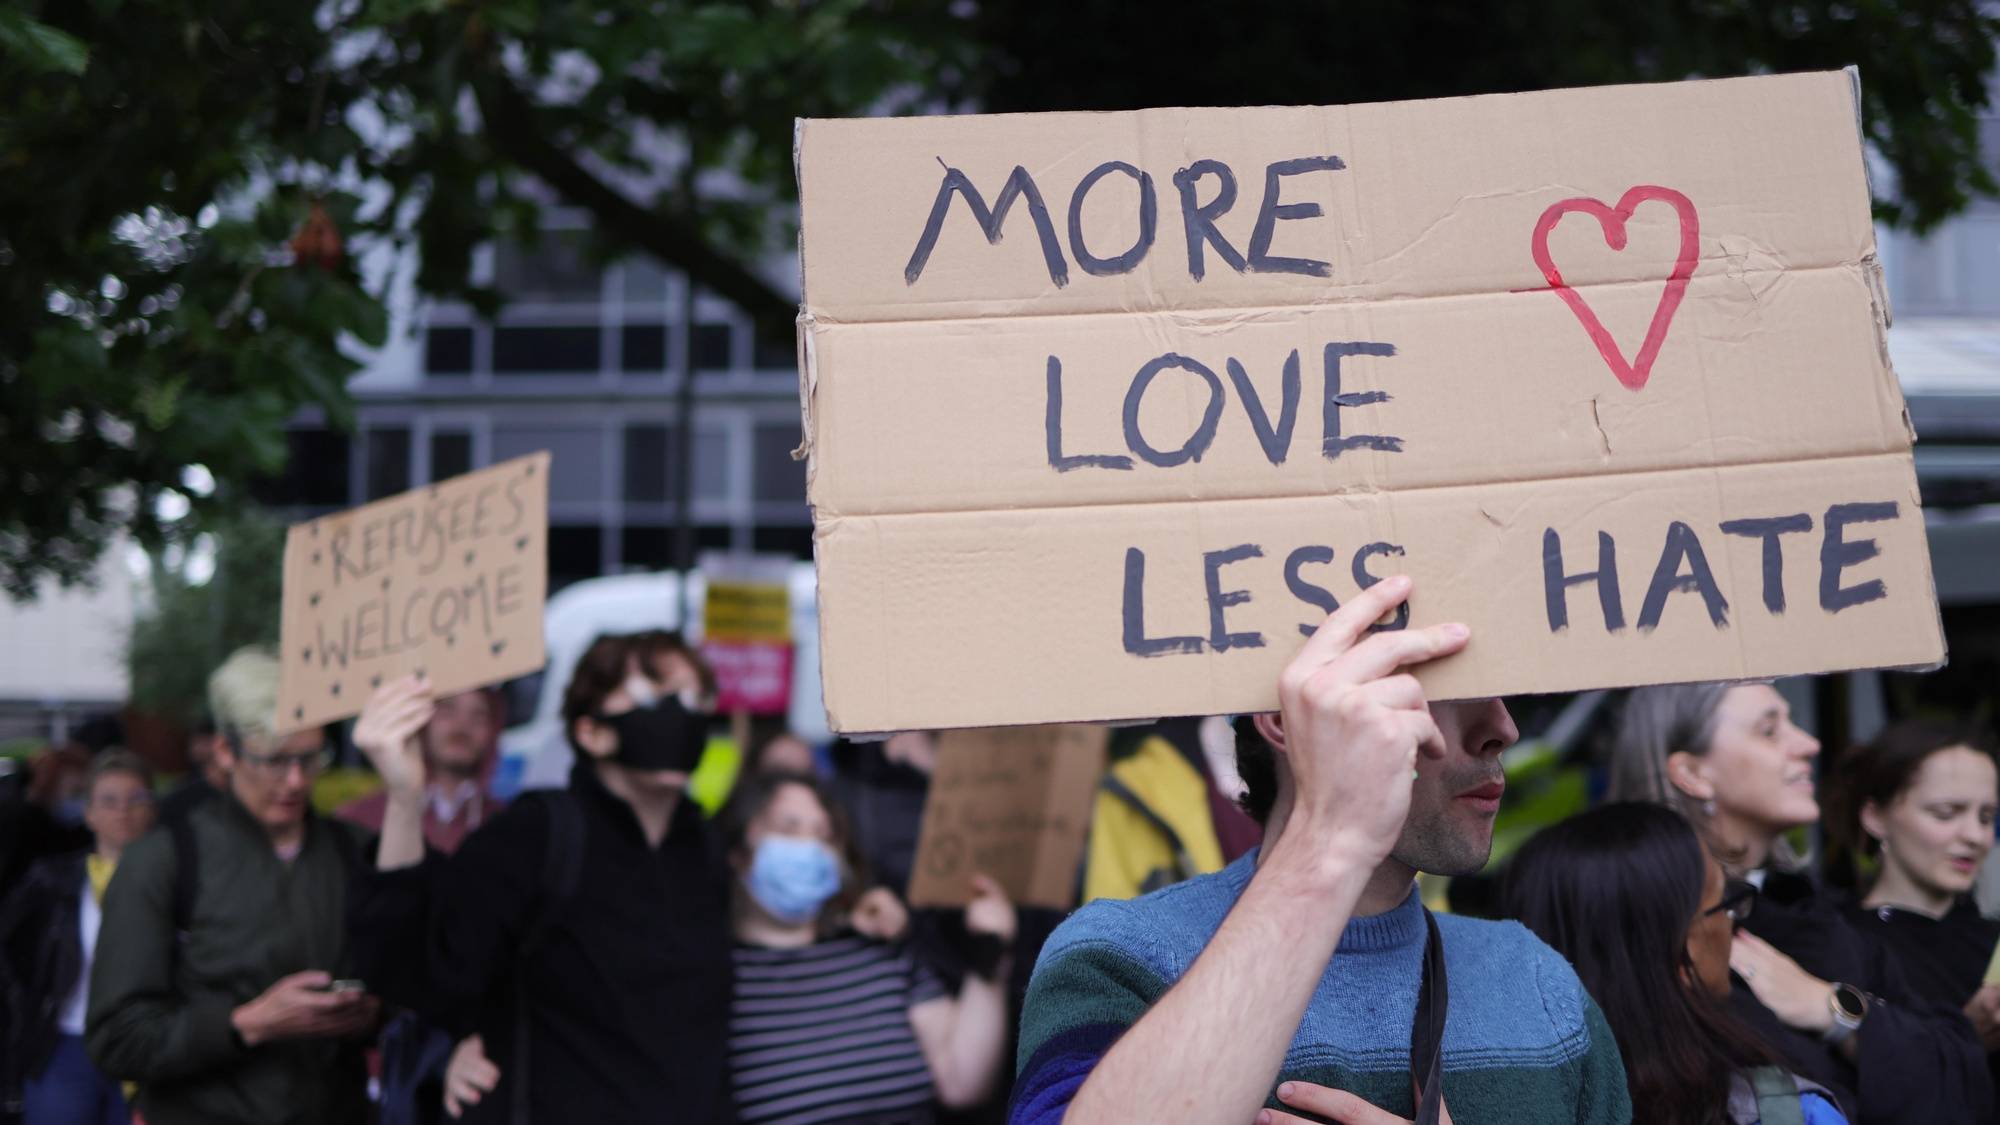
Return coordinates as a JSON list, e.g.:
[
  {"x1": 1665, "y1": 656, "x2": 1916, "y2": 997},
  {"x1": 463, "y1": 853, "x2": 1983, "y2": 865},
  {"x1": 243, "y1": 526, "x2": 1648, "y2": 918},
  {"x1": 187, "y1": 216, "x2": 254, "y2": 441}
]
[{"x1": 323, "y1": 979, "x2": 367, "y2": 994}]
